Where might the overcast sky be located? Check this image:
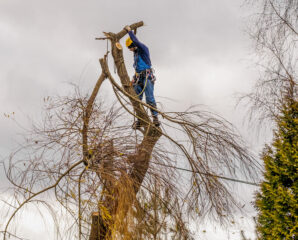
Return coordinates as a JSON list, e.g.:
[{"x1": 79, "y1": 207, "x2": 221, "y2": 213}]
[{"x1": 0, "y1": 0, "x2": 265, "y2": 239}]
